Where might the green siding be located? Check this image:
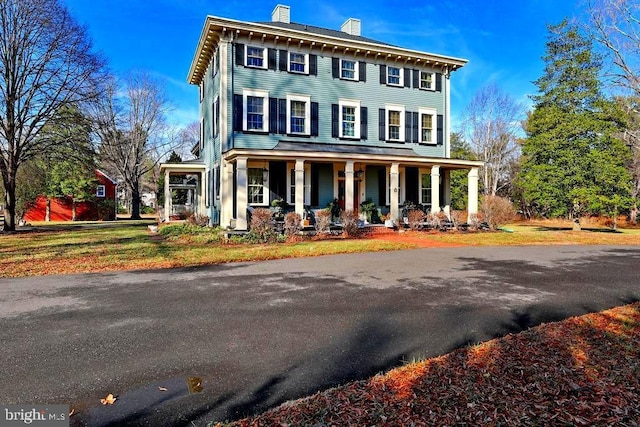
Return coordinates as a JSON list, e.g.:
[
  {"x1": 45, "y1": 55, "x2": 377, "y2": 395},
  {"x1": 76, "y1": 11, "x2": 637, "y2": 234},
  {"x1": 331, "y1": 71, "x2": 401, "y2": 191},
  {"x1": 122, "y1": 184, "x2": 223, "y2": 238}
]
[{"x1": 317, "y1": 163, "x2": 334, "y2": 207}]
